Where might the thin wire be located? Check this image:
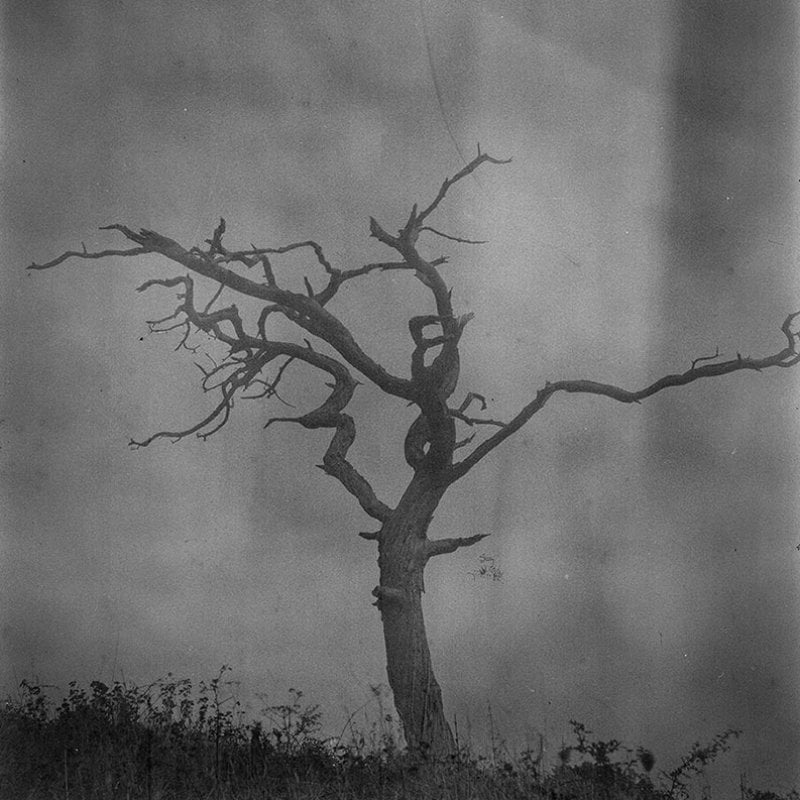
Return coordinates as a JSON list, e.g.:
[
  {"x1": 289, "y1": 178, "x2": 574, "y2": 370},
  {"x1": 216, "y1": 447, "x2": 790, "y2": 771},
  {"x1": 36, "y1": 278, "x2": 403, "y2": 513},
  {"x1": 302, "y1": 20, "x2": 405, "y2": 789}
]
[
  {"x1": 417, "y1": 2, "x2": 581, "y2": 267},
  {"x1": 418, "y1": 0, "x2": 472, "y2": 170}
]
